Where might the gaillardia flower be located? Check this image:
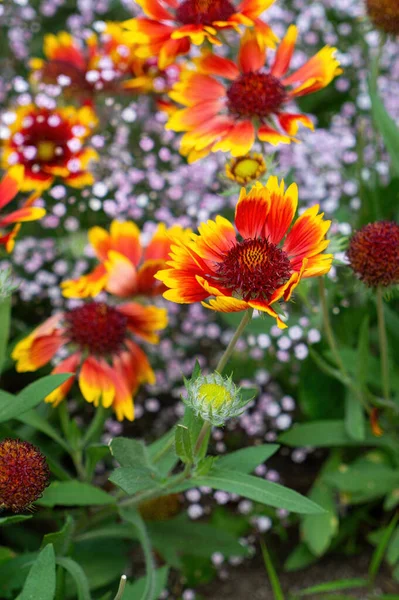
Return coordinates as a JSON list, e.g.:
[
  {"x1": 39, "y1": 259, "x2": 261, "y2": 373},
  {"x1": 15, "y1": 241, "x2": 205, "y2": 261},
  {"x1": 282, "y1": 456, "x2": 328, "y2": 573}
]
[
  {"x1": 12, "y1": 300, "x2": 167, "y2": 421},
  {"x1": 184, "y1": 371, "x2": 252, "y2": 426},
  {"x1": 156, "y1": 177, "x2": 332, "y2": 328},
  {"x1": 0, "y1": 439, "x2": 50, "y2": 513},
  {"x1": 61, "y1": 220, "x2": 191, "y2": 299},
  {"x1": 123, "y1": 0, "x2": 278, "y2": 69},
  {"x1": 2, "y1": 105, "x2": 98, "y2": 191},
  {"x1": 0, "y1": 166, "x2": 45, "y2": 252},
  {"x1": 226, "y1": 152, "x2": 267, "y2": 184},
  {"x1": 366, "y1": 0, "x2": 399, "y2": 36},
  {"x1": 347, "y1": 221, "x2": 399, "y2": 288},
  {"x1": 166, "y1": 26, "x2": 342, "y2": 161},
  {"x1": 30, "y1": 24, "x2": 139, "y2": 100}
]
